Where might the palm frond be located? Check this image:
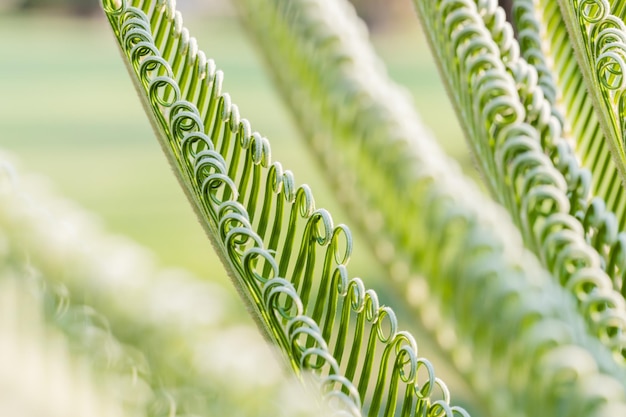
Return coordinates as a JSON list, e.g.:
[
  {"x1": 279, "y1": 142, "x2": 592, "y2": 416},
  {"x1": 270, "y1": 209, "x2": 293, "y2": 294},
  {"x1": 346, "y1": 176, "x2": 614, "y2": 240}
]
[
  {"x1": 230, "y1": 0, "x2": 626, "y2": 415},
  {"x1": 413, "y1": 0, "x2": 626, "y2": 361},
  {"x1": 101, "y1": 1, "x2": 467, "y2": 415}
]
